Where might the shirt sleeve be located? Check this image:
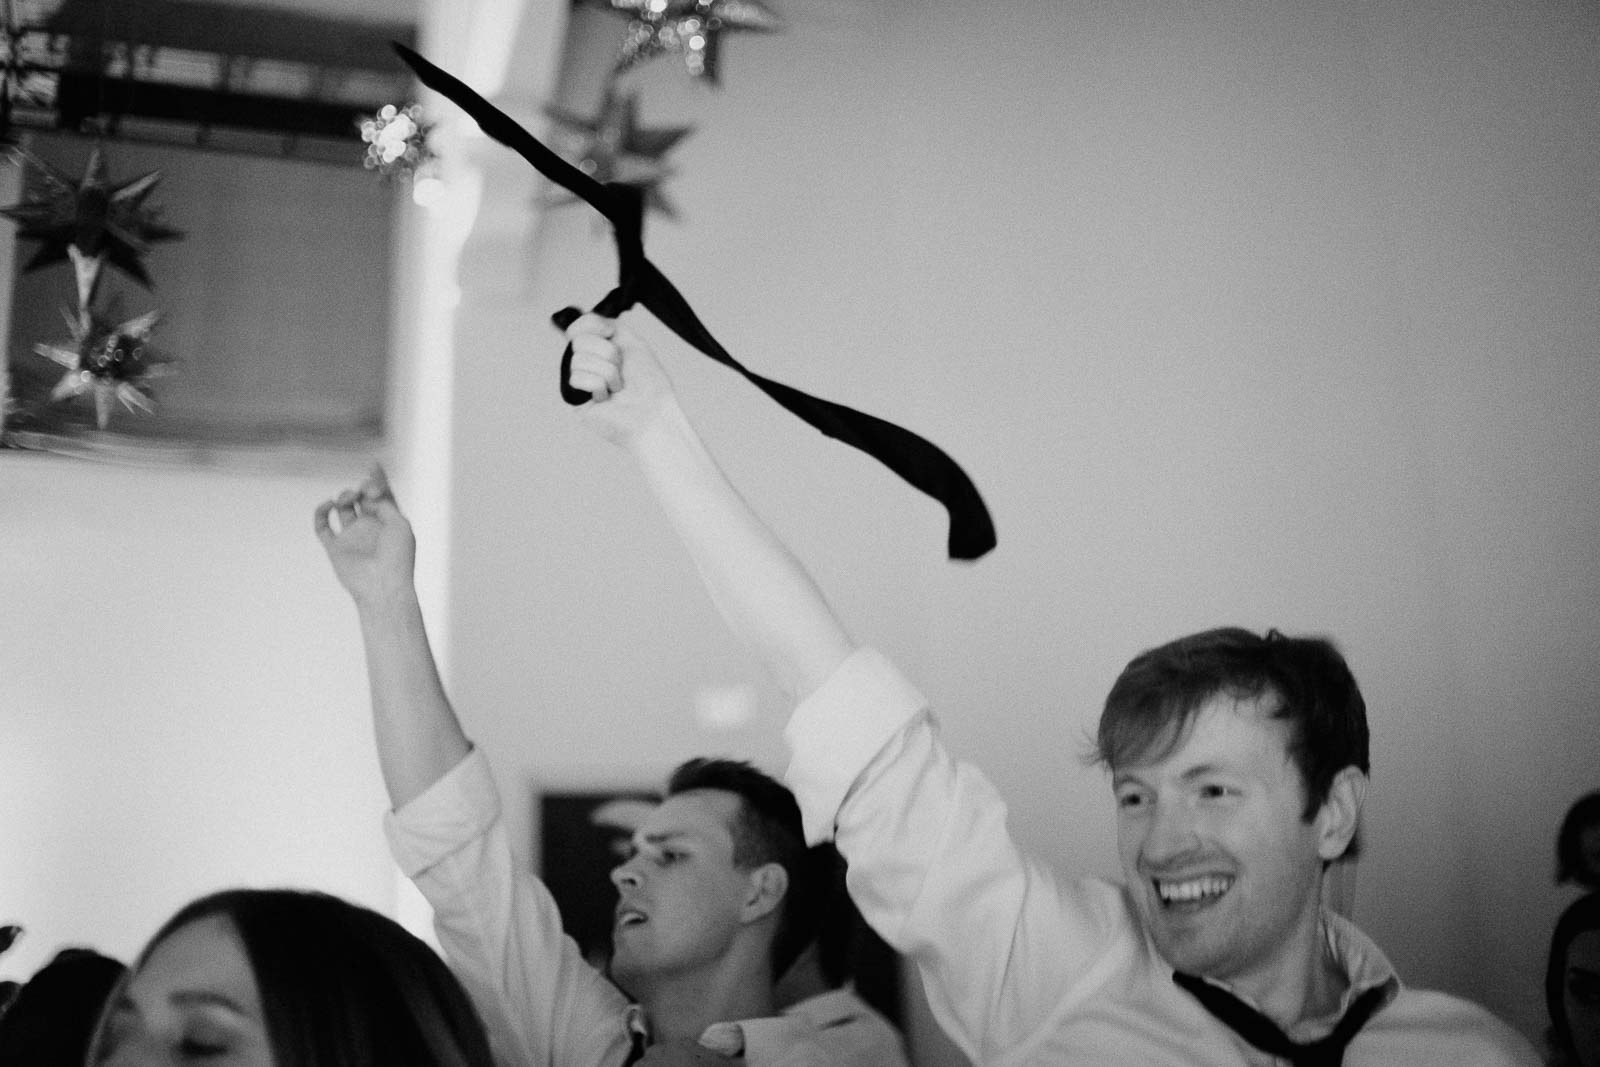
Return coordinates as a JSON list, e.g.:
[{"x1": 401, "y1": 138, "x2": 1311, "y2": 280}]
[
  {"x1": 782, "y1": 648, "x2": 1127, "y2": 1063},
  {"x1": 384, "y1": 747, "x2": 634, "y2": 1067},
  {"x1": 1363, "y1": 988, "x2": 1546, "y2": 1067}
]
